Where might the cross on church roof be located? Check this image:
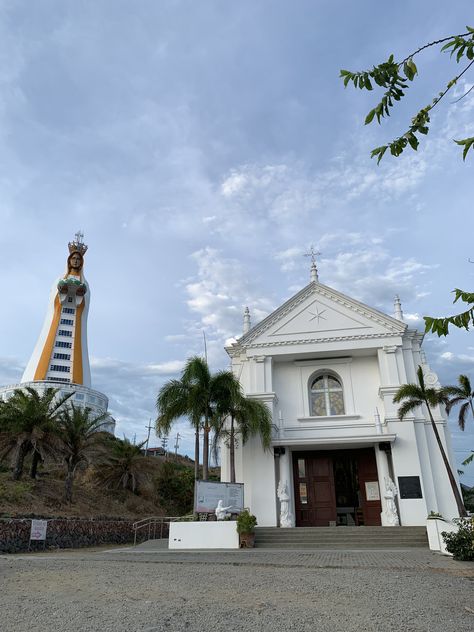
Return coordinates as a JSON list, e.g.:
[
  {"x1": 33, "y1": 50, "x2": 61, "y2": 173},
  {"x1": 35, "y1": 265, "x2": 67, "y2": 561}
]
[
  {"x1": 304, "y1": 245, "x2": 321, "y2": 282},
  {"x1": 304, "y1": 245, "x2": 320, "y2": 264}
]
